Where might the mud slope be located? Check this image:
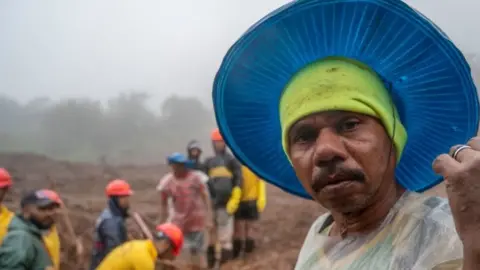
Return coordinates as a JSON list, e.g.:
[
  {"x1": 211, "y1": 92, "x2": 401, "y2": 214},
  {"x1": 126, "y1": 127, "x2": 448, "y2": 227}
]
[
  {"x1": 0, "y1": 153, "x2": 447, "y2": 269},
  {"x1": 0, "y1": 153, "x2": 325, "y2": 270}
]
